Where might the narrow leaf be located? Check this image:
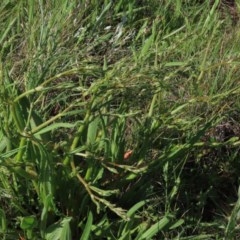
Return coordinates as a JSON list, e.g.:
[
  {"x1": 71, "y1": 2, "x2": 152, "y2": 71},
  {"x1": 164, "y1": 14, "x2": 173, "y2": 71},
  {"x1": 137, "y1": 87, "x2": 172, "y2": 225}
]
[
  {"x1": 80, "y1": 211, "x2": 93, "y2": 240},
  {"x1": 138, "y1": 215, "x2": 171, "y2": 240}
]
